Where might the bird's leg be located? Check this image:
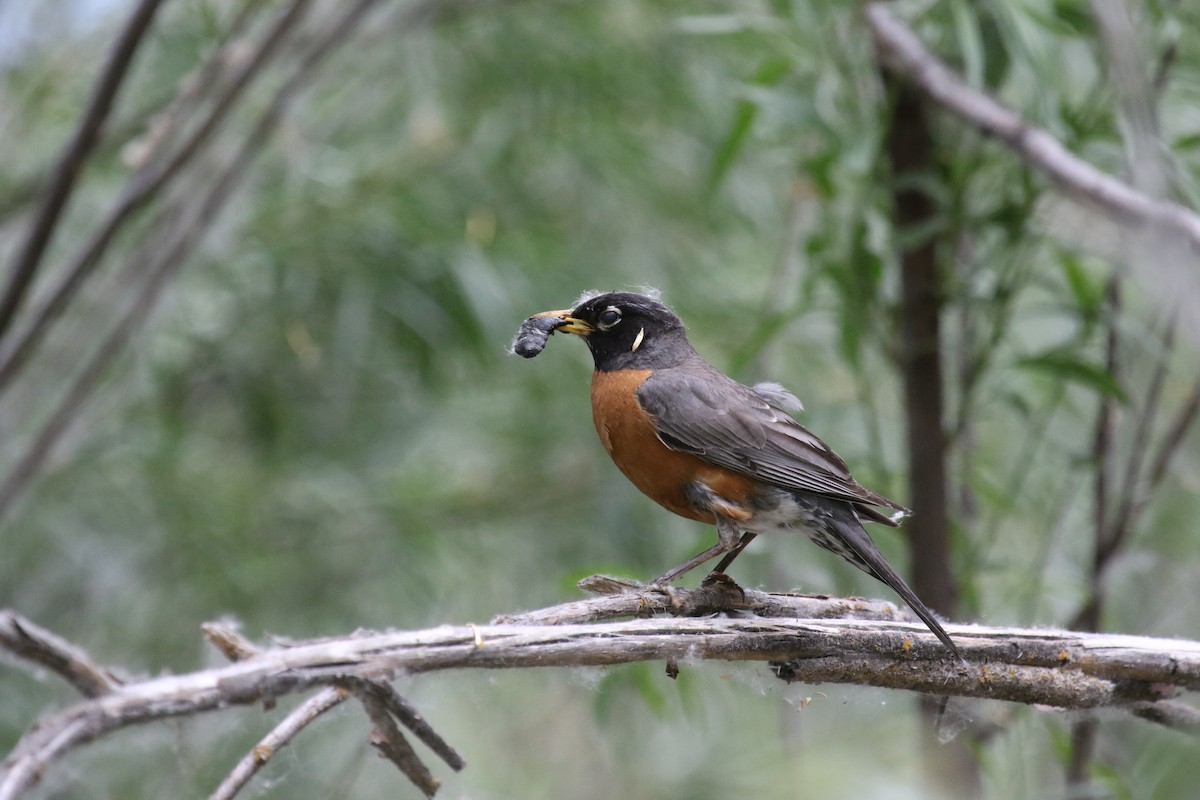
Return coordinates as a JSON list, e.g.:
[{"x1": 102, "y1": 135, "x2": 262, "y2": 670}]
[
  {"x1": 709, "y1": 532, "x2": 757, "y2": 576},
  {"x1": 650, "y1": 543, "x2": 729, "y2": 585},
  {"x1": 650, "y1": 517, "x2": 744, "y2": 585}
]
